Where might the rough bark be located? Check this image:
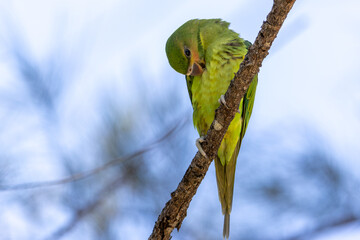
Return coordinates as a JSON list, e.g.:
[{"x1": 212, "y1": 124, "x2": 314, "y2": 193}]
[{"x1": 149, "y1": 0, "x2": 296, "y2": 239}]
